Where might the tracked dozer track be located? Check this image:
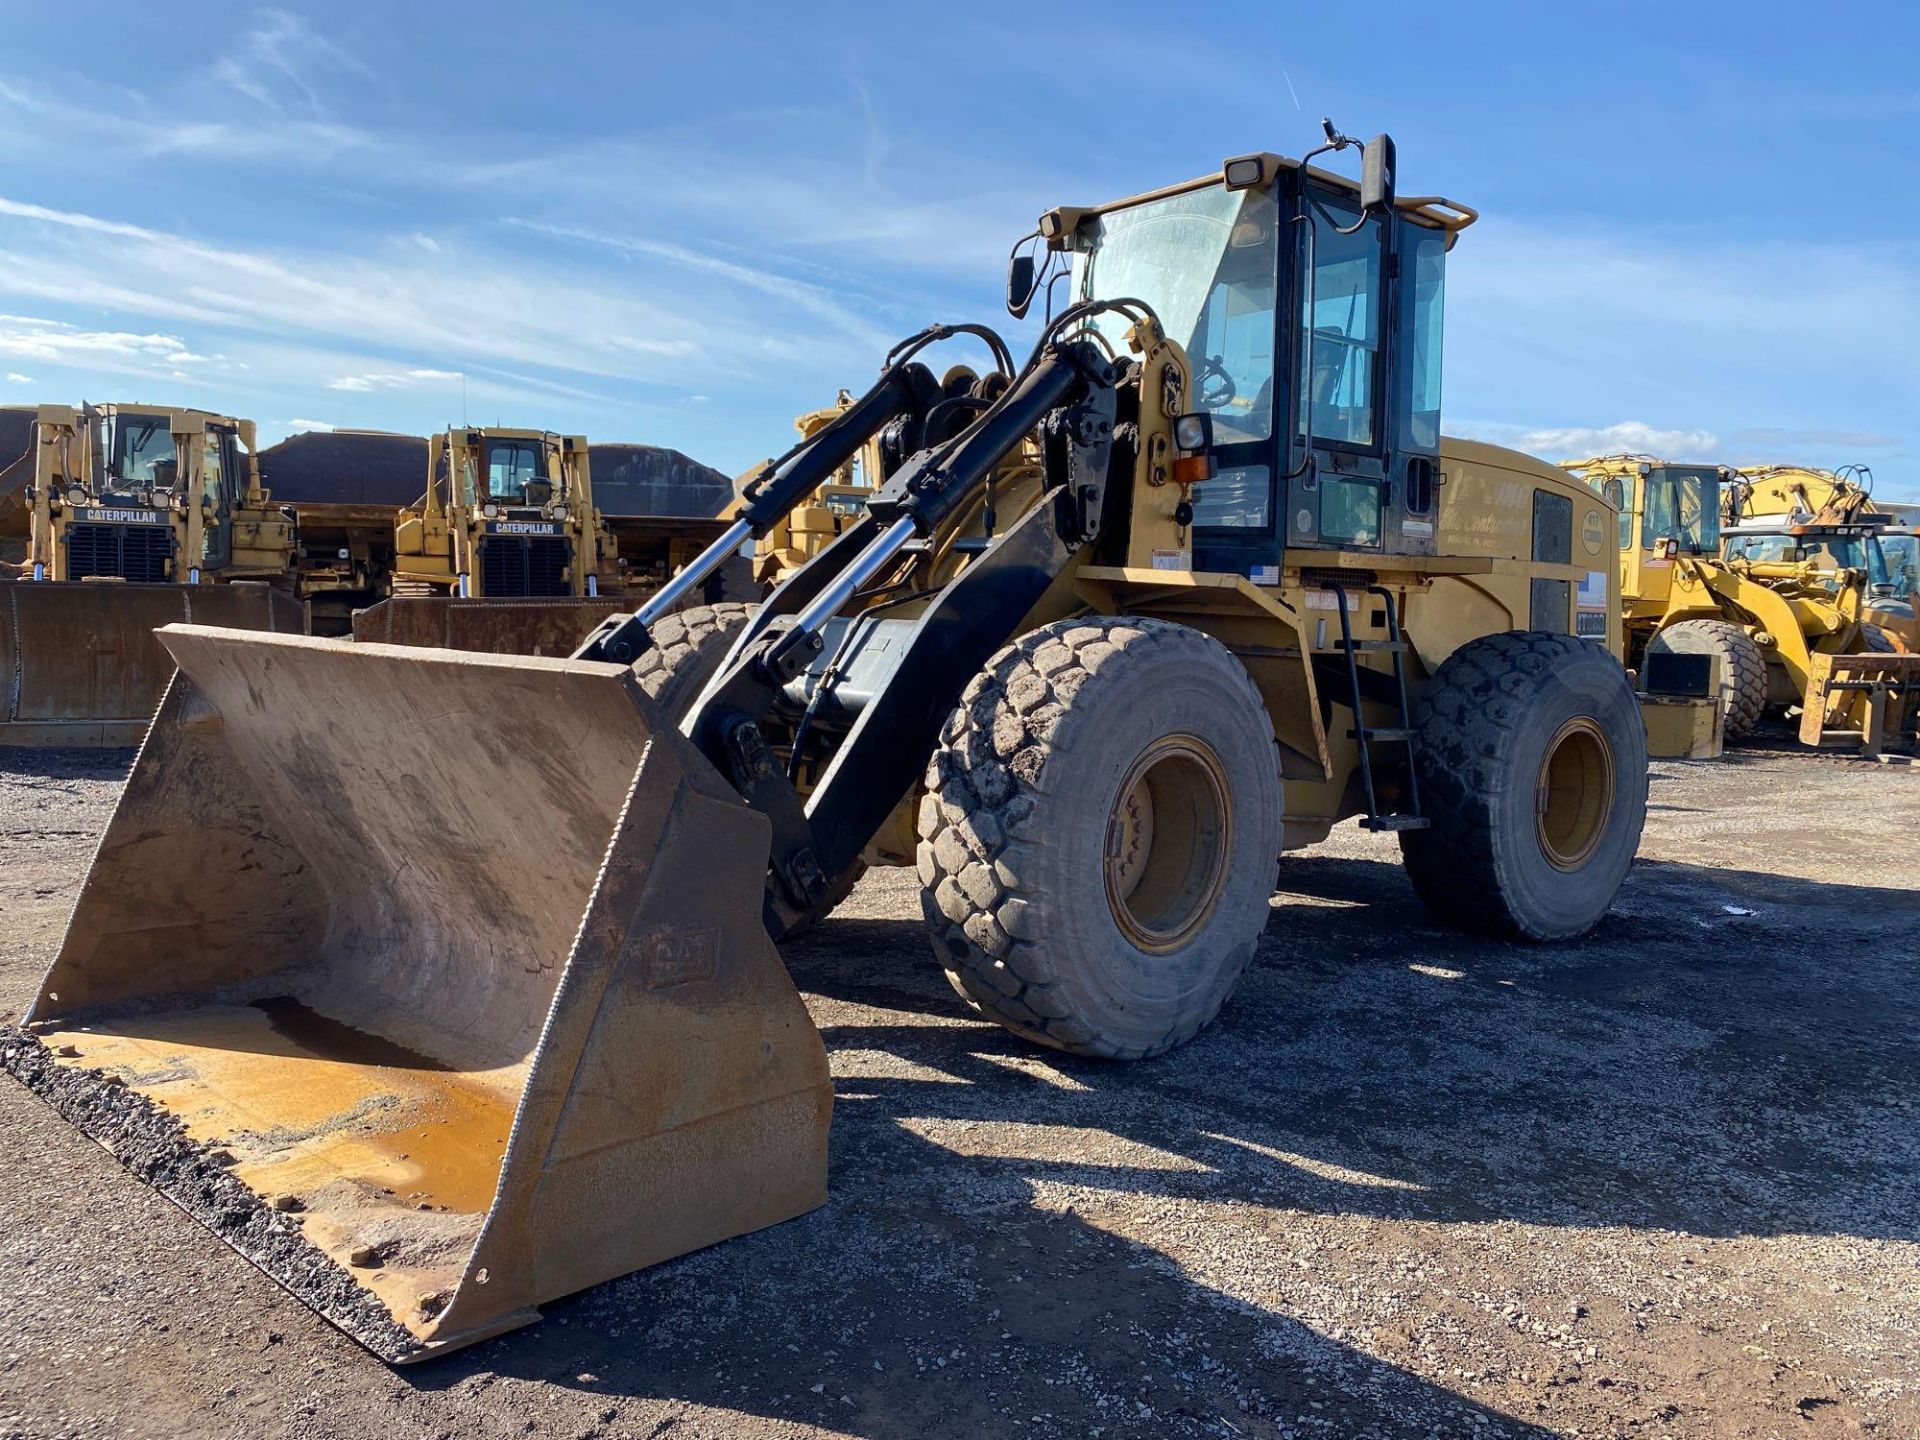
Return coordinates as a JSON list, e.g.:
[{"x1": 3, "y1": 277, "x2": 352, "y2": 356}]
[{"x1": 6, "y1": 625, "x2": 831, "y2": 1361}]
